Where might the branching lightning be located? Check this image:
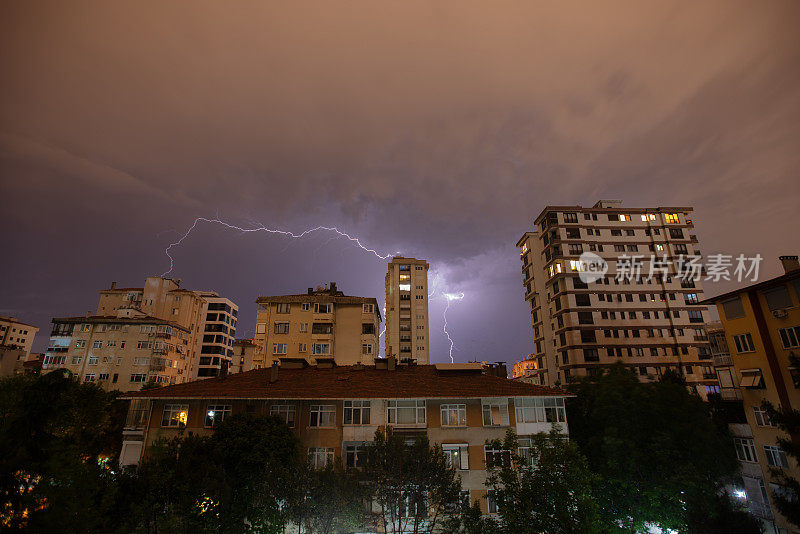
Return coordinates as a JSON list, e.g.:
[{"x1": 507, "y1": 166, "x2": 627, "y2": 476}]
[
  {"x1": 161, "y1": 215, "x2": 466, "y2": 362},
  {"x1": 161, "y1": 216, "x2": 399, "y2": 277},
  {"x1": 442, "y1": 292, "x2": 465, "y2": 363}
]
